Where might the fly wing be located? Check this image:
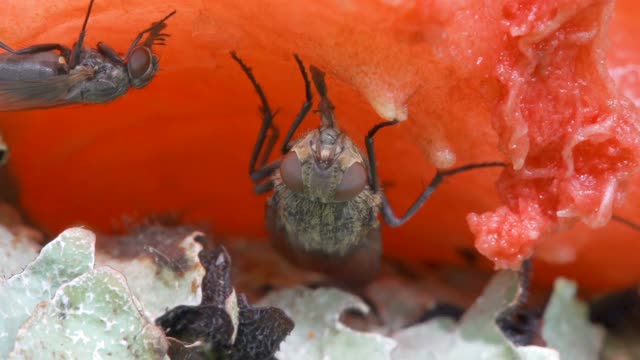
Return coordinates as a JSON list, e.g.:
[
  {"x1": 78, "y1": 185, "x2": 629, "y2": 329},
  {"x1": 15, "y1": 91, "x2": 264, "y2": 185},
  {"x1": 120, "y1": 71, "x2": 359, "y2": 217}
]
[{"x1": 0, "y1": 68, "x2": 93, "y2": 111}]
